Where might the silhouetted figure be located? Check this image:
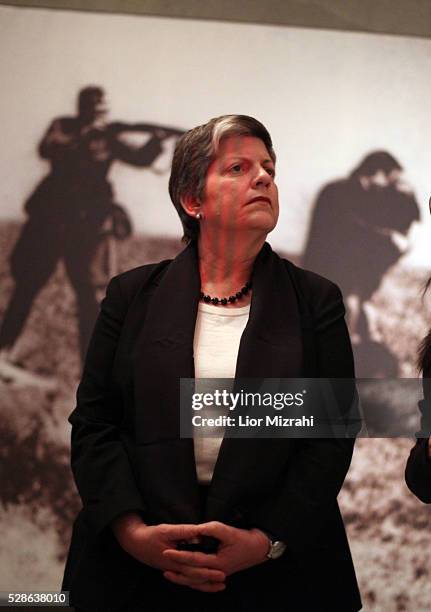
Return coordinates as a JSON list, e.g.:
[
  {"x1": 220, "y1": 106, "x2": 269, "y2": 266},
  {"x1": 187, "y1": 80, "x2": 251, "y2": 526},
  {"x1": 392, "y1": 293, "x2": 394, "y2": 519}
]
[
  {"x1": 0, "y1": 86, "x2": 184, "y2": 380},
  {"x1": 303, "y1": 151, "x2": 419, "y2": 376}
]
